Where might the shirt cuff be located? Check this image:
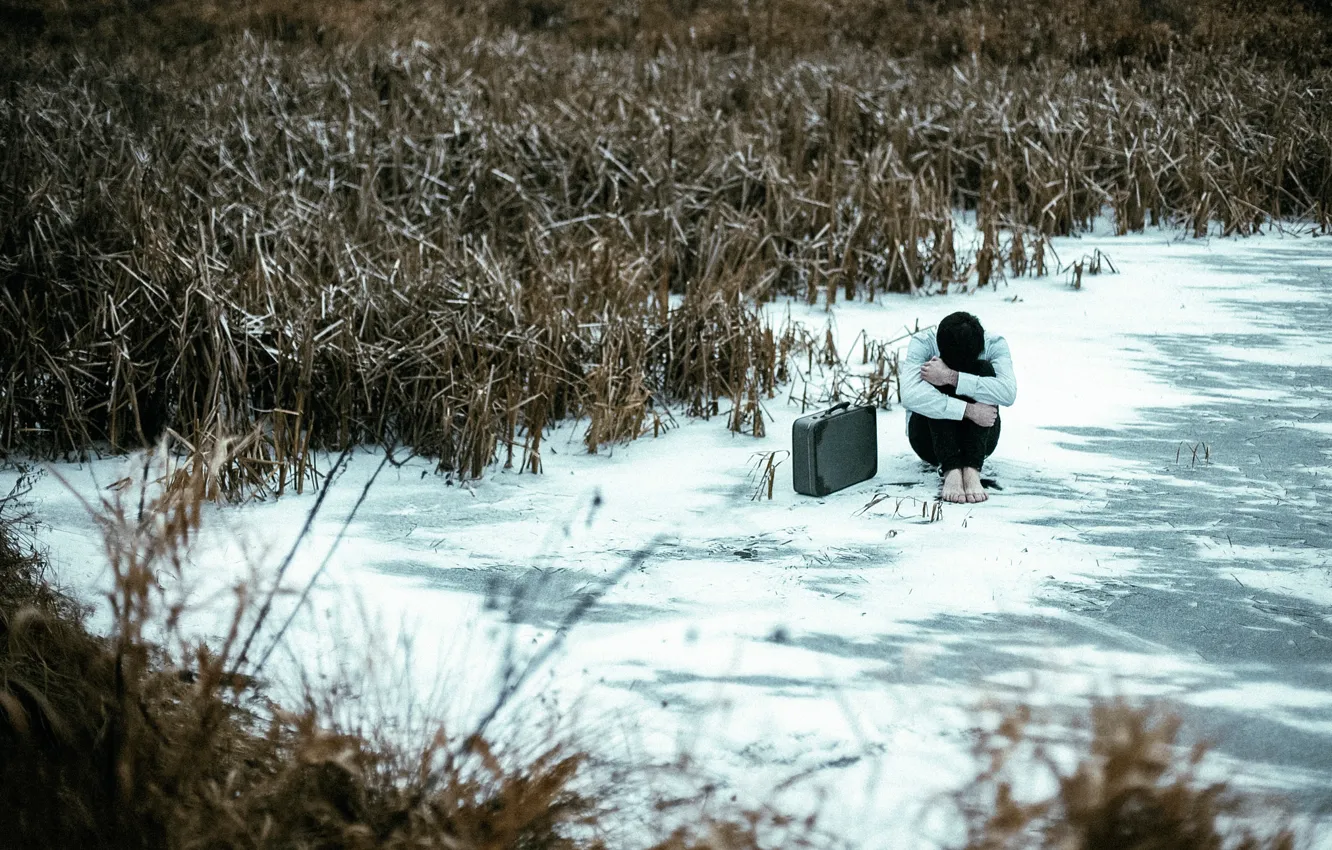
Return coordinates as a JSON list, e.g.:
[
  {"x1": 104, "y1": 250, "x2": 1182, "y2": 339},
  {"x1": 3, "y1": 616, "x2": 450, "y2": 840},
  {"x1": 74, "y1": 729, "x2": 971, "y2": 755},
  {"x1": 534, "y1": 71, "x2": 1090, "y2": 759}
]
[
  {"x1": 955, "y1": 371, "x2": 978, "y2": 398},
  {"x1": 946, "y1": 396, "x2": 968, "y2": 420}
]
